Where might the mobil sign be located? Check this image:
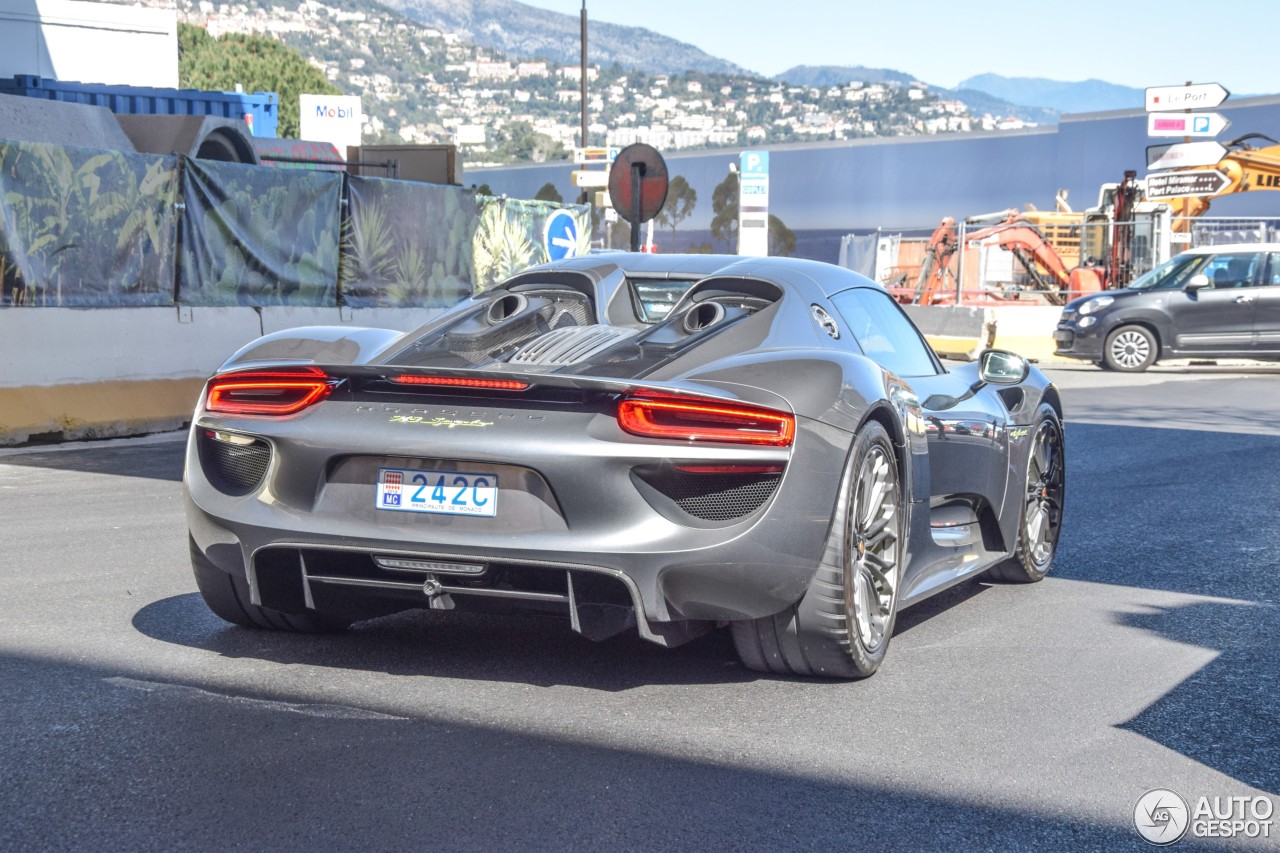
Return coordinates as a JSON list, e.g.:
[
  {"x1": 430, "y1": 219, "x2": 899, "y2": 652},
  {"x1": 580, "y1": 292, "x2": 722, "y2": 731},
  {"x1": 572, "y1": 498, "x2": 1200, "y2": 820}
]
[{"x1": 299, "y1": 94, "x2": 363, "y2": 150}]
